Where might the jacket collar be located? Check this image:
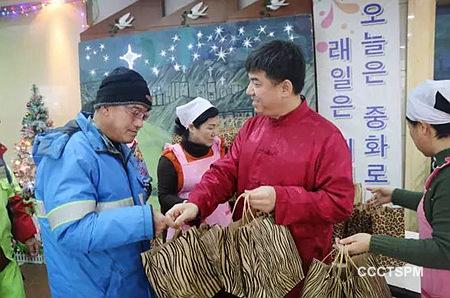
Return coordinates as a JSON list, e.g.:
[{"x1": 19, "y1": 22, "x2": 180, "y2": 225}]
[
  {"x1": 269, "y1": 98, "x2": 310, "y2": 124},
  {"x1": 75, "y1": 112, "x2": 132, "y2": 158},
  {"x1": 432, "y1": 148, "x2": 450, "y2": 169}
]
